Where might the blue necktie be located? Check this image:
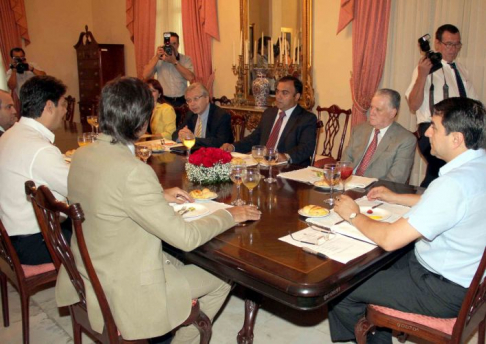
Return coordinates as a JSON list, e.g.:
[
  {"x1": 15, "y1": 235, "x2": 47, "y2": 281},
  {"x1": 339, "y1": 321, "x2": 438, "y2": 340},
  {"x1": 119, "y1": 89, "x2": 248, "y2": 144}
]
[{"x1": 449, "y1": 63, "x2": 467, "y2": 97}]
